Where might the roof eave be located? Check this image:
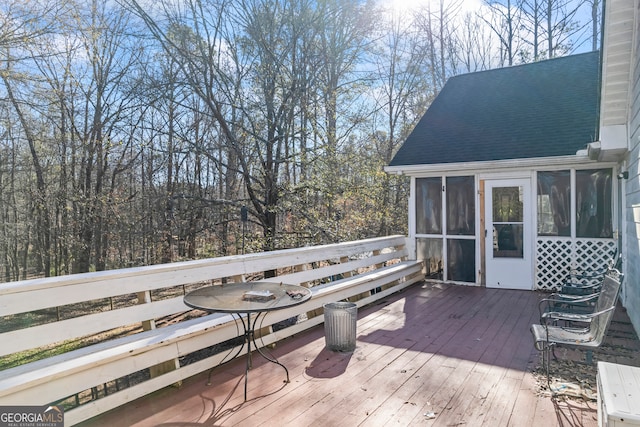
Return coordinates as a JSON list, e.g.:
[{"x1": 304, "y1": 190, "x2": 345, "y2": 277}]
[
  {"x1": 384, "y1": 154, "x2": 608, "y2": 176},
  {"x1": 599, "y1": 0, "x2": 635, "y2": 130}
]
